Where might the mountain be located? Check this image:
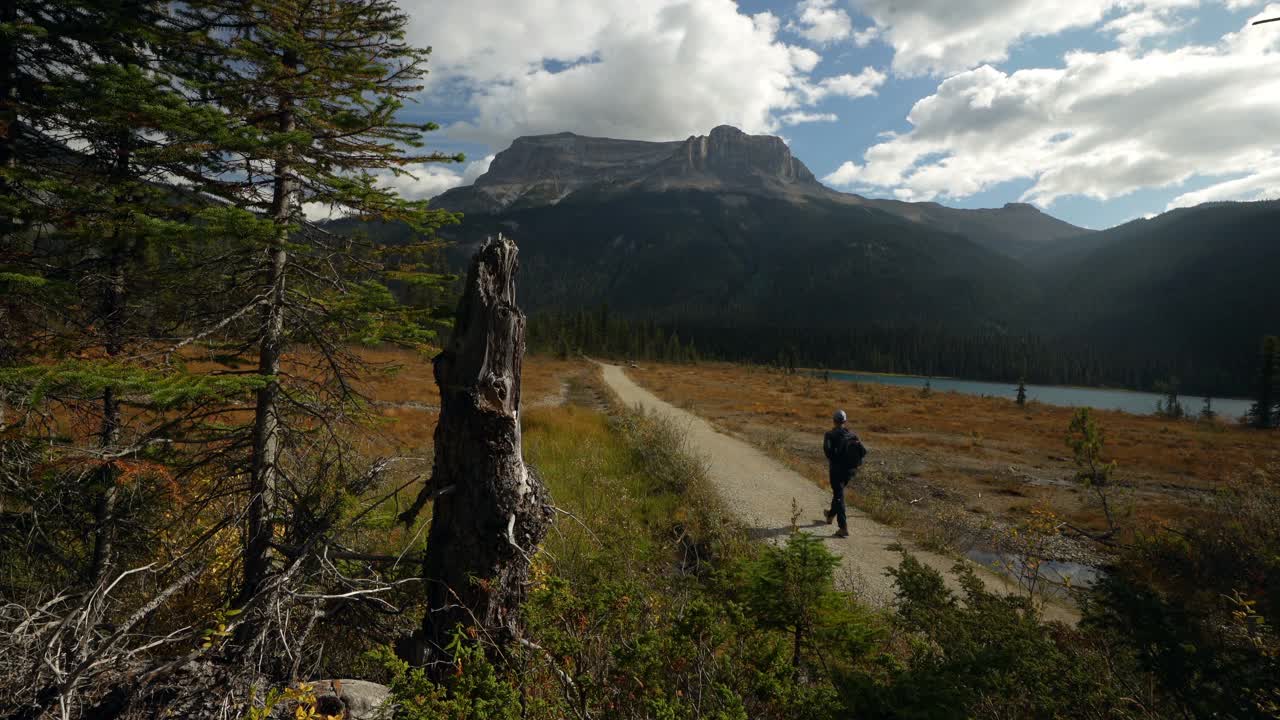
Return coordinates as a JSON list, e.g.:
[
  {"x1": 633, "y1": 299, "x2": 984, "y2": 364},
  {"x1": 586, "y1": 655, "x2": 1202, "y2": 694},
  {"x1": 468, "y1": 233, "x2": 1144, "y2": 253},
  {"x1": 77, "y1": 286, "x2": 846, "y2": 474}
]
[
  {"x1": 337, "y1": 127, "x2": 1276, "y2": 395},
  {"x1": 421, "y1": 126, "x2": 1068, "y2": 333},
  {"x1": 435, "y1": 126, "x2": 1090, "y2": 259},
  {"x1": 433, "y1": 125, "x2": 828, "y2": 214},
  {"x1": 438, "y1": 190, "x2": 1039, "y2": 333},
  {"x1": 872, "y1": 200, "x2": 1091, "y2": 260},
  {"x1": 1033, "y1": 199, "x2": 1280, "y2": 389}
]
